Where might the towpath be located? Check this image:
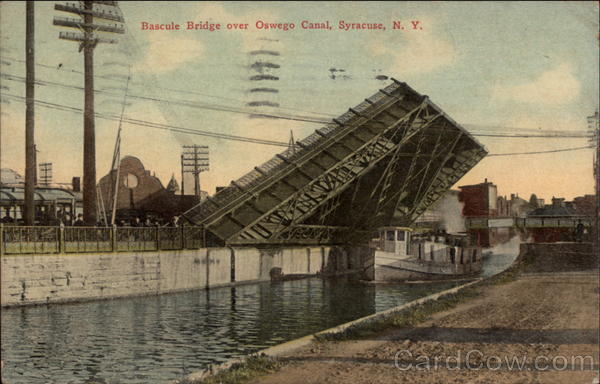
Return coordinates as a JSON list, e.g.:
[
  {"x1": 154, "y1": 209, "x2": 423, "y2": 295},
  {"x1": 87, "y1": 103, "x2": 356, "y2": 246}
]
[{"x1": 252, "y1": 271, "x2": 599, "y2": 384}]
